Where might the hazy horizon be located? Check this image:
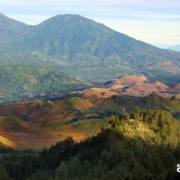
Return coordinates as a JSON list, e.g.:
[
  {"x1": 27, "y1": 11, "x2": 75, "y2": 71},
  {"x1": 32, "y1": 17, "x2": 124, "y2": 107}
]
[{"x1": 0, "y1": 0, "x2": 180, "y2": 48}]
